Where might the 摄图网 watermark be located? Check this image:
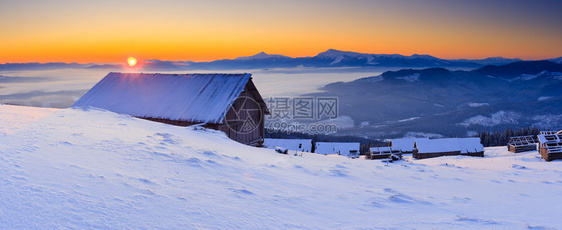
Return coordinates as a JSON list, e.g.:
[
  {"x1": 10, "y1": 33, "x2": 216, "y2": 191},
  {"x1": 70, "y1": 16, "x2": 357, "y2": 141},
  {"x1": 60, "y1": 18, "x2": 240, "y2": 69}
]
[
  {"x1": 224, "y1": 96, "x2": 340, "y2": 135},
  {"x1": 265, "y1": 96, "x2": 339, "y2": 134}
]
